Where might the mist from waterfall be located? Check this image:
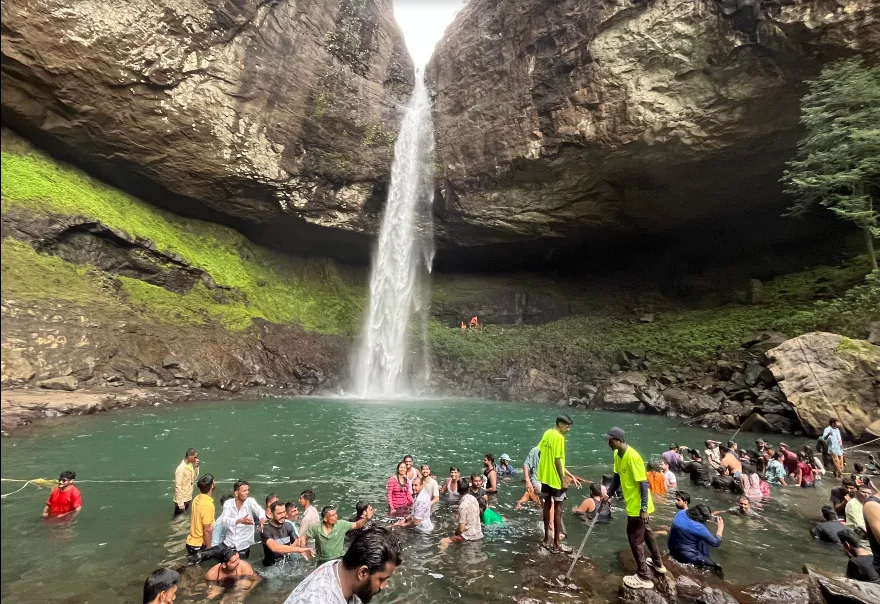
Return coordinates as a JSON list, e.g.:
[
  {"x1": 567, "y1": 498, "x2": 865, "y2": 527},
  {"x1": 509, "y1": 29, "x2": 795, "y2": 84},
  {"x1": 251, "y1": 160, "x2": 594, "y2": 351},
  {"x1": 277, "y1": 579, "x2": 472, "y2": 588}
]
[{"x1": 352, "y1": 72, "x2": 435, "y2": 399}]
